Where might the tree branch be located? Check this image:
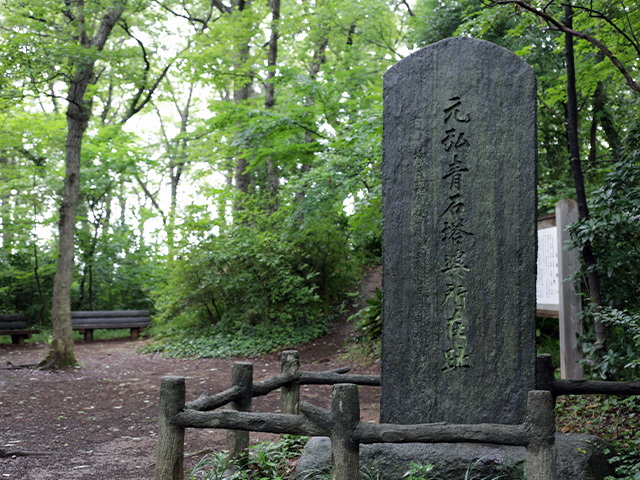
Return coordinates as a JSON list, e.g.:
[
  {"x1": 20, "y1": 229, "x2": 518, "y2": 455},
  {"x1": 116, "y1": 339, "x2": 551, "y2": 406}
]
[
  {"x1": 401, "y1": 0, "x2": 415, "y2": 17},
  {"x1": 485, "y1": 0, "x2": 640, "y2": 93},
  {"x1": 571, "y1": 2, "x2": 640, "y2": 58},
  {"x1": 210, "y1": 0, "x2": 233, "y2": 15},
  {"x1": 537, "y1": 93, "x2": 566, "y2": 126},
  {"x1": 89, "y1": 3, "x2": 125, "y2": 50},
  {"x1": 134, "y1": 175, "x2": 167, "y2": 225}
]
